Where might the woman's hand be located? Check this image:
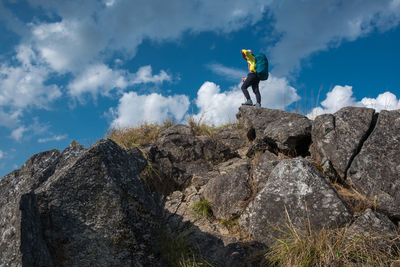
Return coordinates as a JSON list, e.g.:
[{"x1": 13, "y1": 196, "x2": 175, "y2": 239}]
[{"x1": 241, "y1": 77, "x2": 246, "y2": 82}]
